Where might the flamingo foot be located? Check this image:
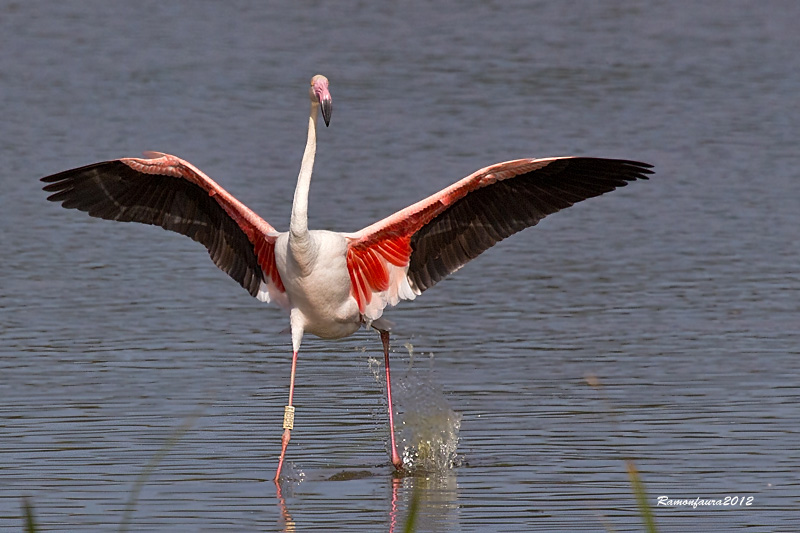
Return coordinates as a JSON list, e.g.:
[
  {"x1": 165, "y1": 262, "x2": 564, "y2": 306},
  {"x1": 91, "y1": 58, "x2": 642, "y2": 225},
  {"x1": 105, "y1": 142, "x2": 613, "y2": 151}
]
[{"x1": 391, "y1": 453, "x2": 404, "y2": 473}]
